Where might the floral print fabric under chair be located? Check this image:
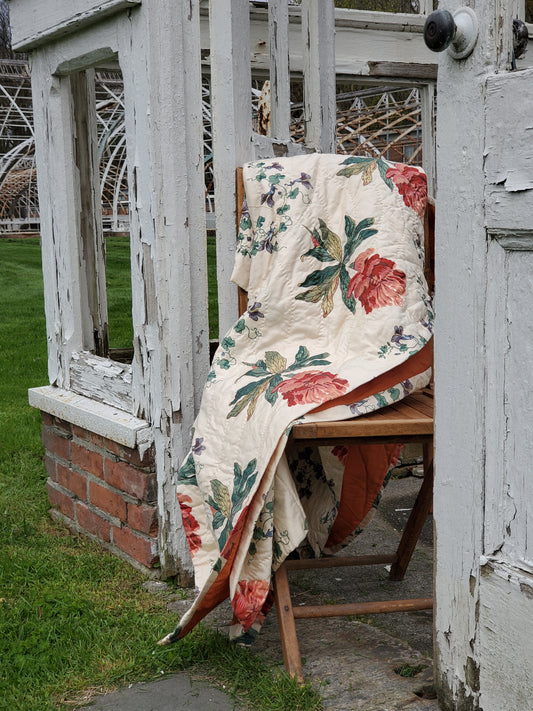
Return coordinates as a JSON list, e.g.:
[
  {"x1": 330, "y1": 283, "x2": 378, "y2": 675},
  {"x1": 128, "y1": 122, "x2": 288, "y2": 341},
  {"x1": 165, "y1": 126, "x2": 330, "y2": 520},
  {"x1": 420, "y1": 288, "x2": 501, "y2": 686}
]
[{"x1": 159, "y1": 153, "x2": 433, "y2": 648}]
